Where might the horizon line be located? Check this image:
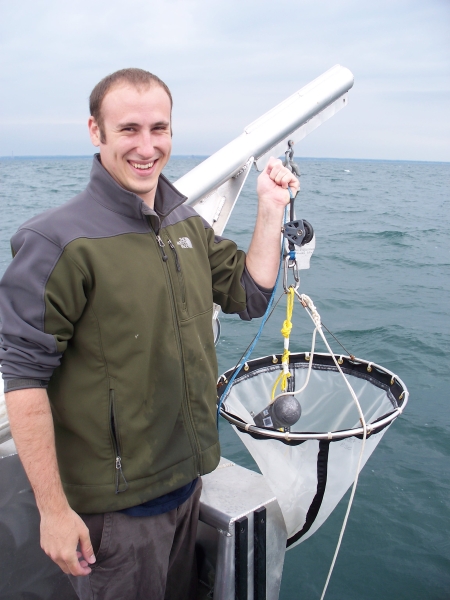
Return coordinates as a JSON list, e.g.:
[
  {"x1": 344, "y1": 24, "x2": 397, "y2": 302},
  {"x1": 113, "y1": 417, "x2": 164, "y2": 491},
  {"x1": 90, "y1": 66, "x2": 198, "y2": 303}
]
[{"x1": 0, "y1": 155, "x2": 448, "y2": 165}]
